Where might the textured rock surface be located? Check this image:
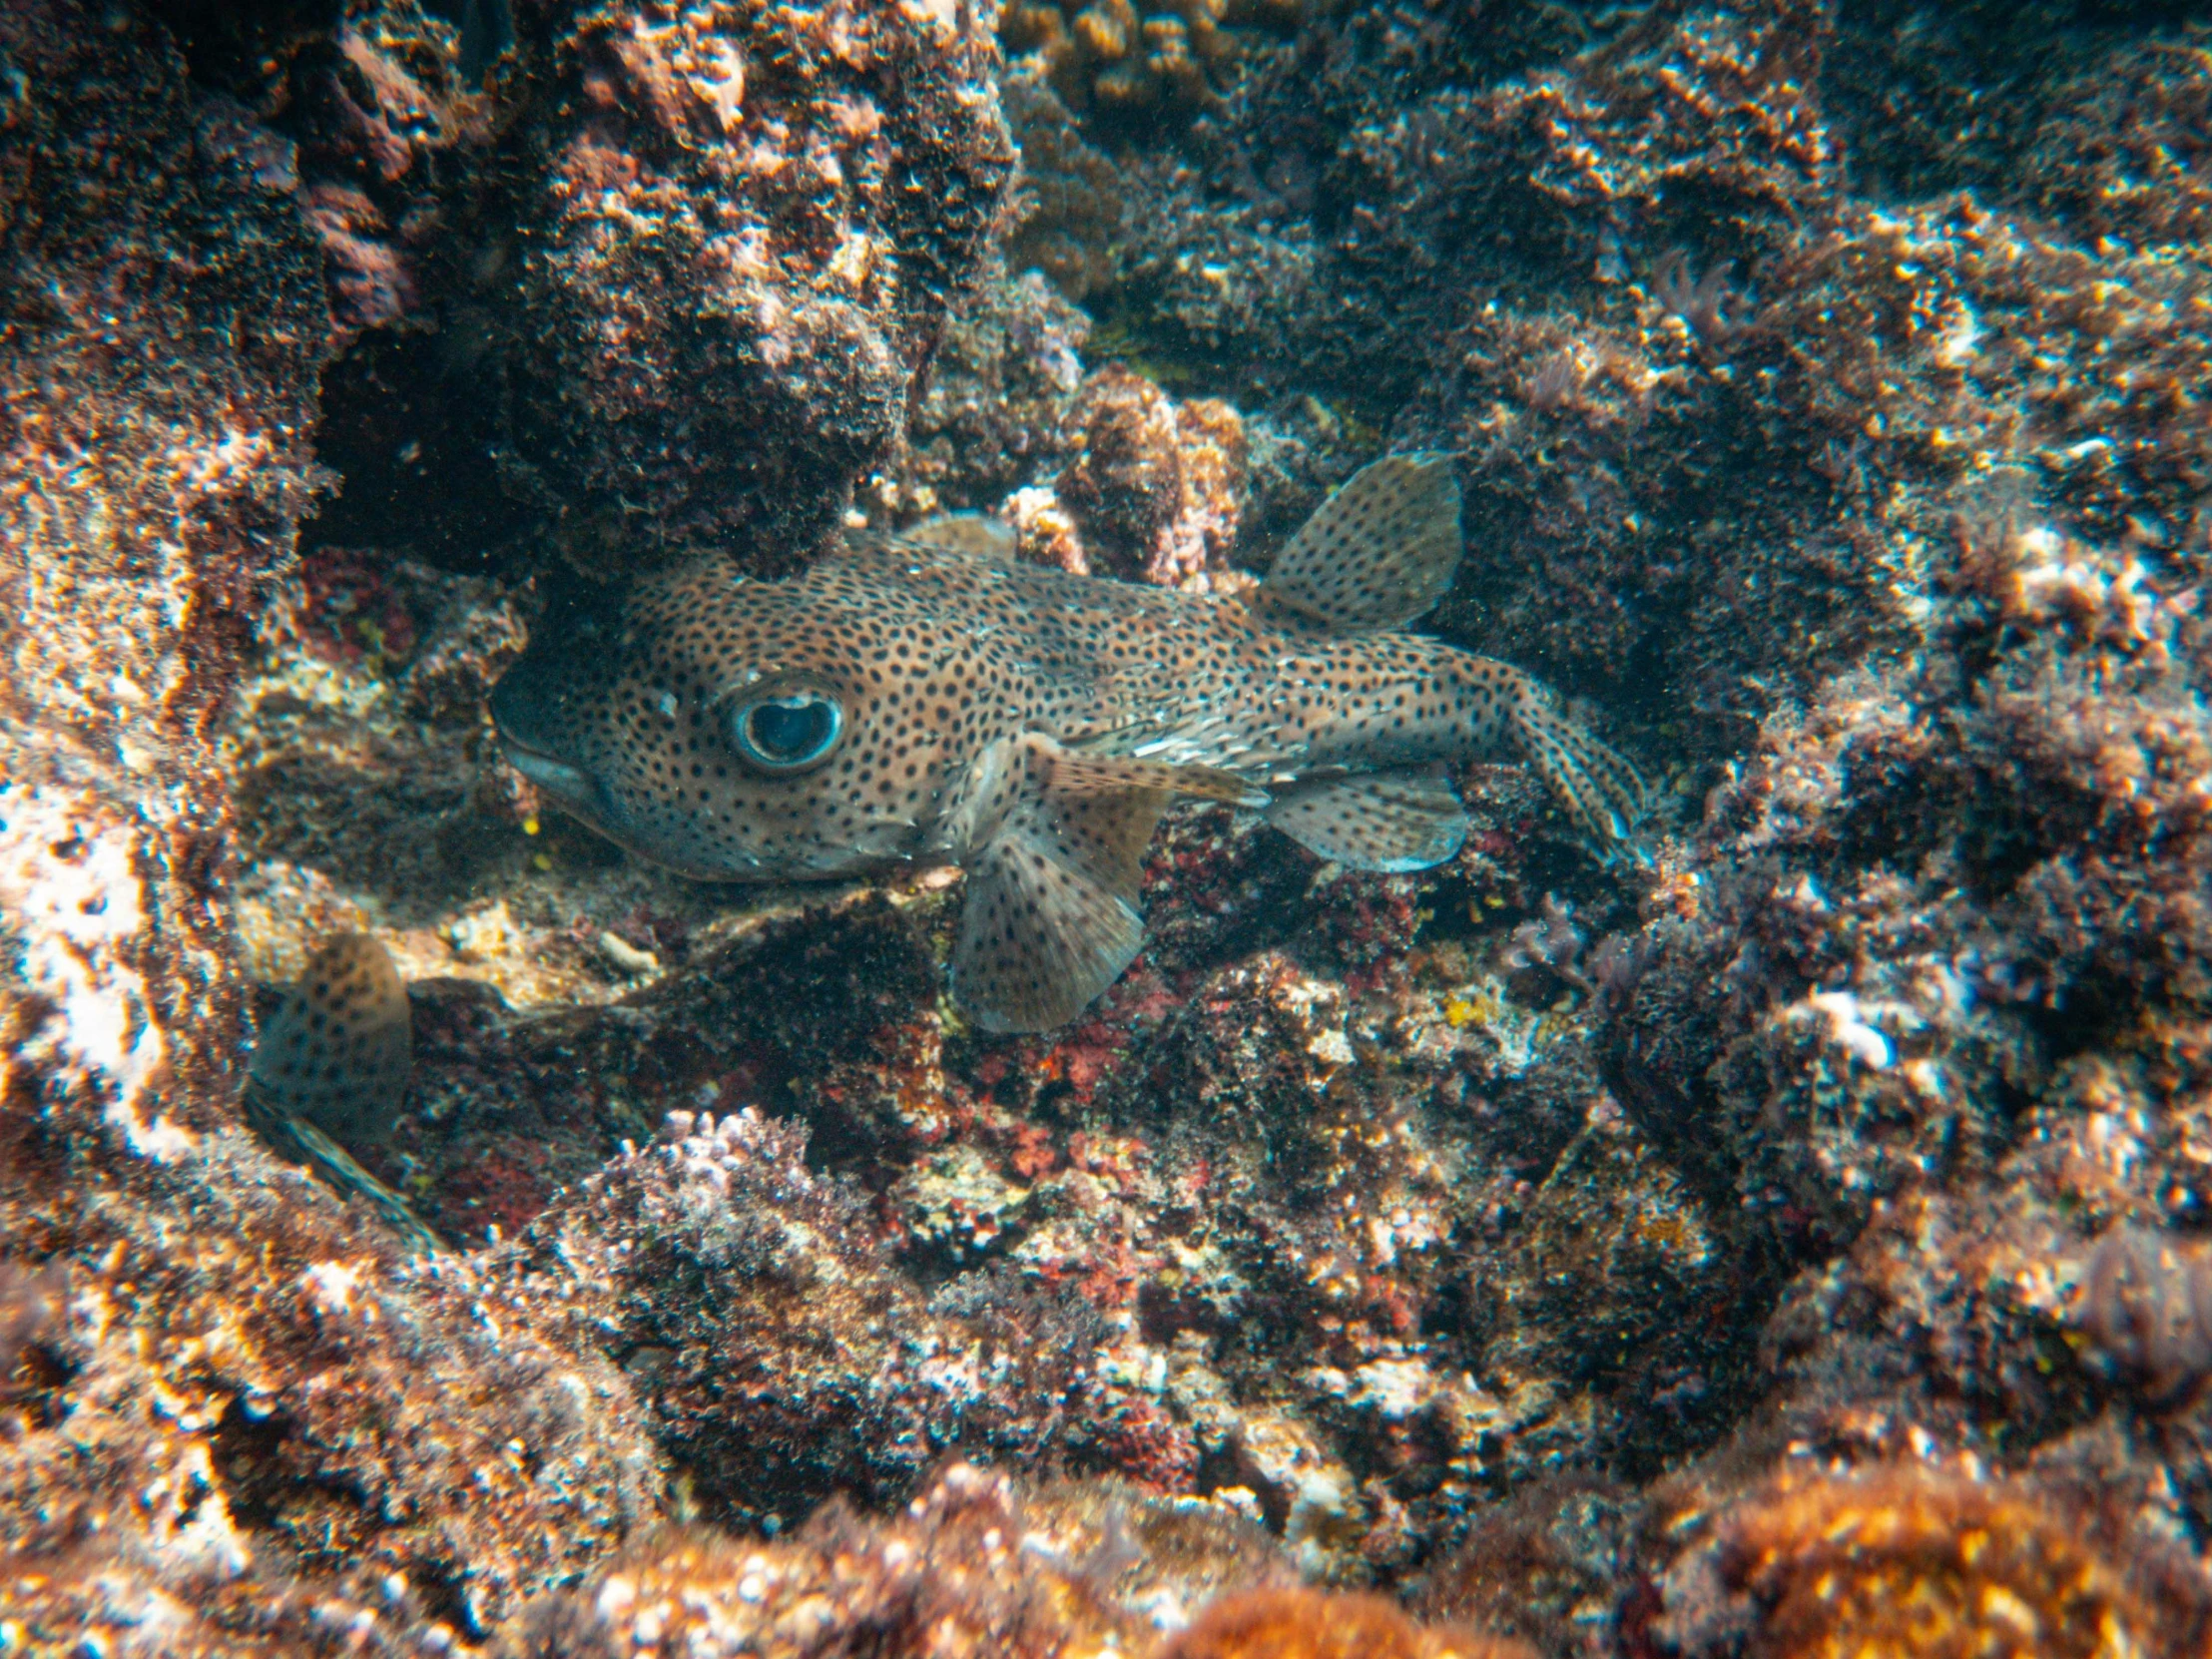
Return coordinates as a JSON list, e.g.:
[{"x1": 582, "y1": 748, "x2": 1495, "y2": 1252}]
[
  {"x1": 484, "y1": 0, "x2": 1016, "y2": 569},
  {"x1": 10, "y1": 1, "x2": 2212, "y2": 1656},
  {"x1": 0, "y1": 5, "x2": 669, "y2": 1652}
]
